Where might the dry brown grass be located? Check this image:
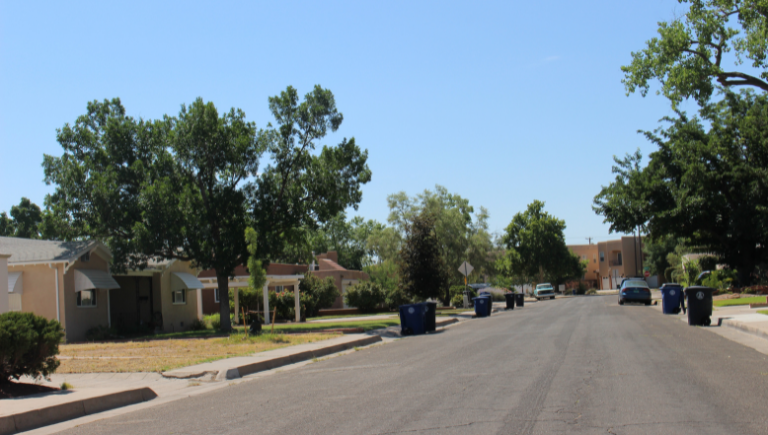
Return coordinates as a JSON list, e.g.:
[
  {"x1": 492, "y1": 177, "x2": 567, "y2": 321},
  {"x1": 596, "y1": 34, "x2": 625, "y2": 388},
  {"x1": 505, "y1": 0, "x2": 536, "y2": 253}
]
[{"x1": 57, "y1": 332, "x2": 341, "y2": 373}]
